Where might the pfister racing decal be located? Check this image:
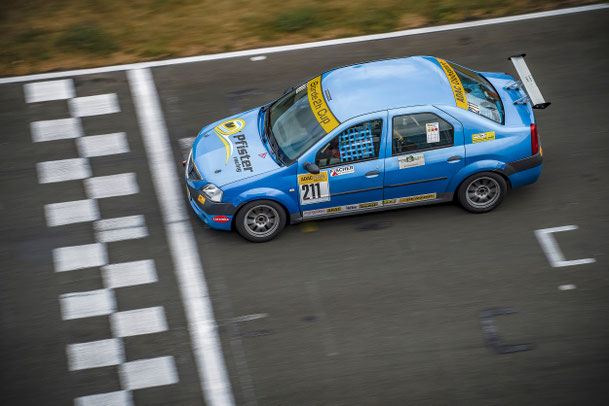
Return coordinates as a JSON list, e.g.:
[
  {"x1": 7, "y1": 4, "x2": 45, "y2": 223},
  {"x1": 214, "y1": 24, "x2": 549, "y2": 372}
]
[
  {"x1": 330, "y1": 165, "x2": 354, "y2": 177},
  {"x1": 213, "y1": 119, "x2": 245, "y2": 165},
  {"x1": 302, "y1": 193, "x2": 437, "y2": 218},
  {"x1": 307, "y1": 76, "x2": 340, "y2": 133},
  {"x1": 298, "y1": 171, "x2": 330, "y2": 205},
  {"x1": 471, "y1": 131, "x2": 495, "y2": 143}
]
